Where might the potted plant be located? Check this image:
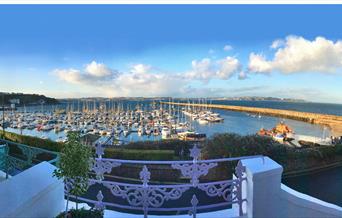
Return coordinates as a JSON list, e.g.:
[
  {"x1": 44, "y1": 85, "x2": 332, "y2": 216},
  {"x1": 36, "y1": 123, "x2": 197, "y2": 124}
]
[{"x1": 53, "y1": 132, "x2": 101, "y2": 218}]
